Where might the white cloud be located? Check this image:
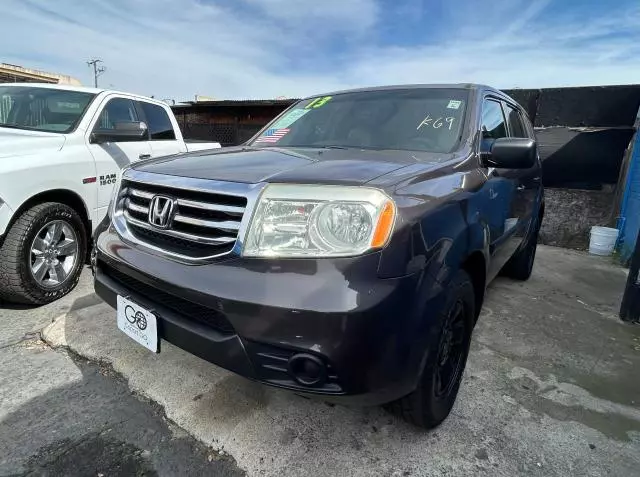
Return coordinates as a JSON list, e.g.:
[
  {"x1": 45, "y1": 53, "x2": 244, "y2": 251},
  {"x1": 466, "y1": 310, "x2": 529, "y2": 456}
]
[
  {"x1": 3, "y1": 0, "x2": 639, "y2": 101},
  {"x1": 241, "y1": 0, "x2": 379, "y2": 32}
]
